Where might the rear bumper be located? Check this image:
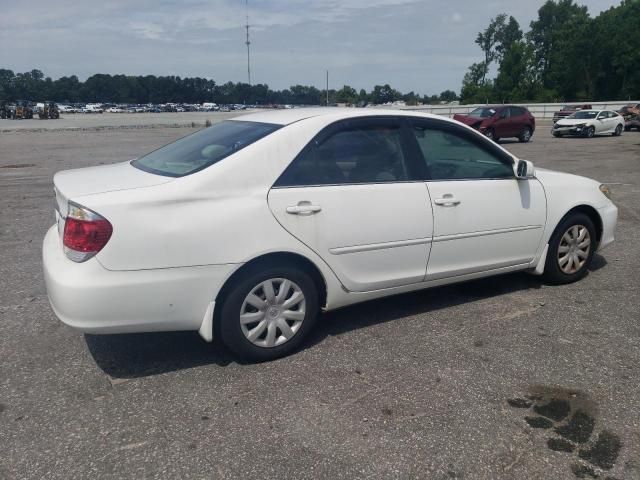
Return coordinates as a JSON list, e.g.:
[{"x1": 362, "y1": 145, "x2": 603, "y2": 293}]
[
  {"x1": 42, "y1": 226, "x2": 237, "y2": 335},
  {"x1": 597, "y1": 202, "x2": 618, "y2": 251}
]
